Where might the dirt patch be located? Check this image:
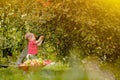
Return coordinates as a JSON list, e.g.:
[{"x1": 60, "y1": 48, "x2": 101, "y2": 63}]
[{"x1": 82, "y1": 57, "x2": 115, "y2": 80}]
